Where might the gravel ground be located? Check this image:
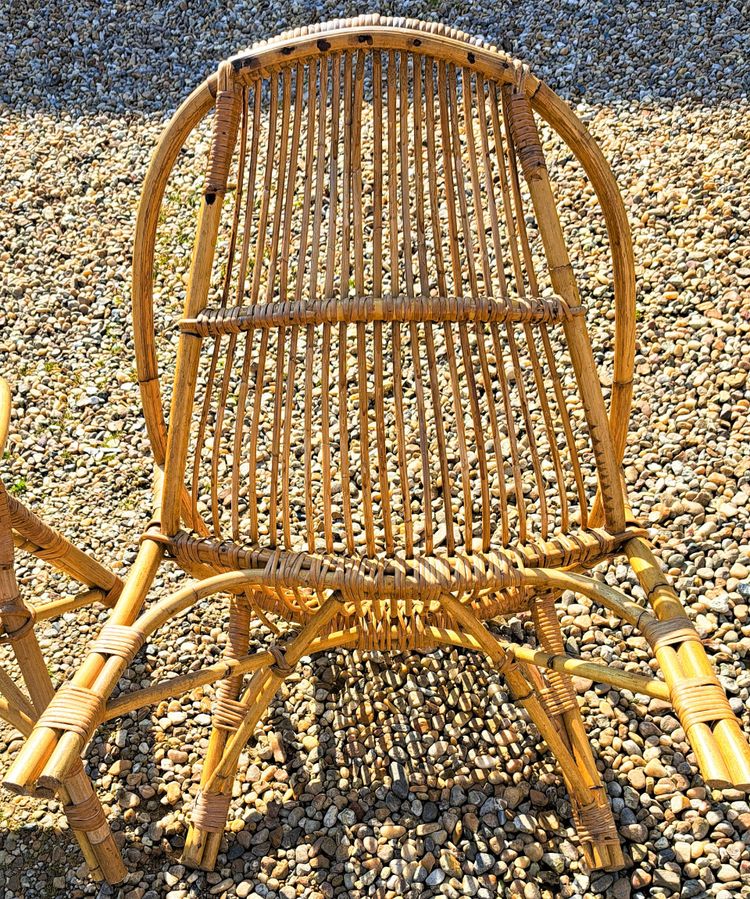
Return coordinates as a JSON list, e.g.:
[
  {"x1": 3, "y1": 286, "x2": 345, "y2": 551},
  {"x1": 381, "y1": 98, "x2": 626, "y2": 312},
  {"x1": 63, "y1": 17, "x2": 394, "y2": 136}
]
[{"x1": 1, "y1": 2, "x2": 750, "y2": 898}]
